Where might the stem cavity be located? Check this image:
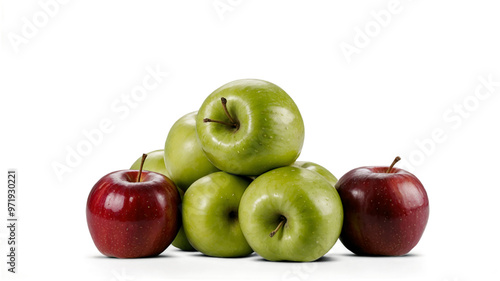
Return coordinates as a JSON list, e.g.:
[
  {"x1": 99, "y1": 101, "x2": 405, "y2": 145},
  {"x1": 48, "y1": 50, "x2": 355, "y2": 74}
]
[
  {"x1": 203, "y1": 97, "x2": 239, "y2": 130},
  {"x1": 270, "y1": 216, "x2": 287, "y2": 238}
]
